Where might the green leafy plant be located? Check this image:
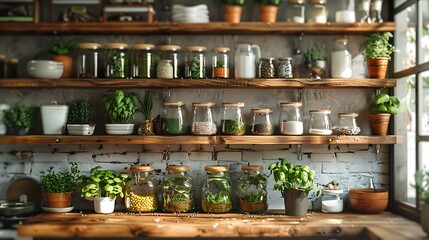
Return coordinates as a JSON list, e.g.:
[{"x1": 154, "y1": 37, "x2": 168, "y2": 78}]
[
  {"x1": 138, "y1": 91, "x2": 153, "y2": 120},
  {"x1": 102, "y1": 89, "x2": 140, "y2": 124},
  {"x1": 3, "y1": 103, "x2": 36, "y2": 129},
  {"x1": 414, "y1": 169, "x2": 429, "y2": 204},
  {"x1": 303, "y1": 47, "x2": 327, "y2": 63},
  {"x1": 361, "y1": 32, "x2": 395, "y2": 59},
  {"x1": 254, "y1": 0, "x2": 282, "y2": 5},
  {"x1": 186, "y1": 57, "x2": 205, "y2": 78},
  {"x1": 68, "y1": 99, "x2": 95, "y2": 125},
  {"x1": 40, "y1": 163, "x2": 80, "y2": 193},
  {"x1": 268, "y1": 158, "x2": 321, "y2": 196},
  {"x1": 369, "y1": 92, "x2": 400, "y2": 115},
  {"x1": 215, "y1": 61, "x2": 226, "y2": 69},
  {"x1": 50, "y1": 38, "x2": 82, "y2": 55},
  {"x1": 80, "y1": 166, "x2": 128, "y2": 199},
  {"x1": 238, "y1": 173, "x2": 267, "y2": 203},
  {"x1": 221, "y1": 0, "x2": 245, "y2": 6}
]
